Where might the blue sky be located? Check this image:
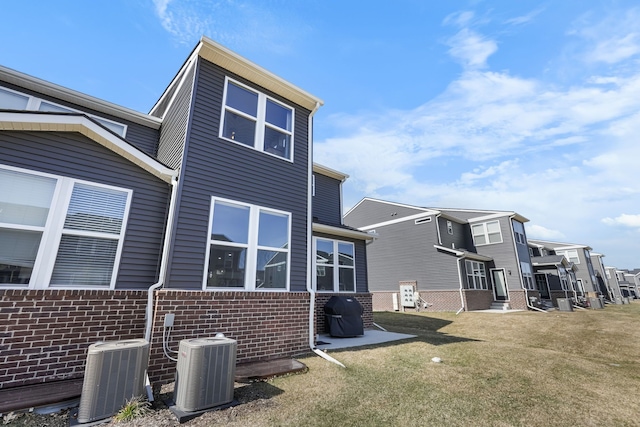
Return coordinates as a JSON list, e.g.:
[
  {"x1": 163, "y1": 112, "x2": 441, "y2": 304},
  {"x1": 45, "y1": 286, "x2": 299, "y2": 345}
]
[{"x1": 2, "y1": 1, "x2": 640, "y2": 268}]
